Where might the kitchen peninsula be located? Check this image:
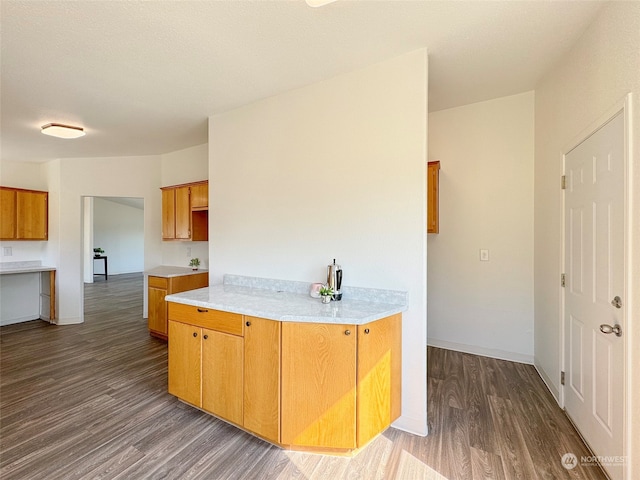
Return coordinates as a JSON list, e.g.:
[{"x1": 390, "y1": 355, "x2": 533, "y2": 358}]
[{"x1": 165, "y1": 274, "x2": 406, "y2": 454}]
